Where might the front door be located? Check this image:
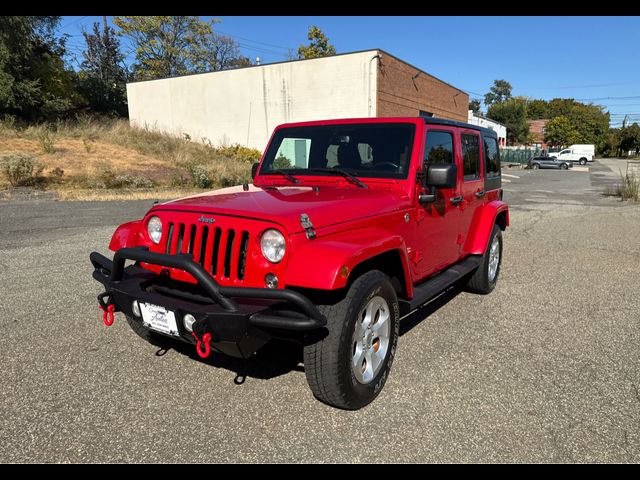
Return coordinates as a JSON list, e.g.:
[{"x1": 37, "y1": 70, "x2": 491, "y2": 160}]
[{"x1": 414, "y1": 127, "x2": 461, "y2": 279}]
